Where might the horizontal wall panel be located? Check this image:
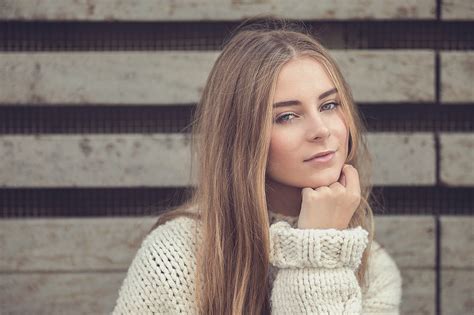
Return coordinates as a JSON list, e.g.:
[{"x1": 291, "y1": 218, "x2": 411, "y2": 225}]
[
  {"x1": 440, "y1": 216, "x2": 474, "y2": 268},
  {"x1": 0, "y1": 51, "x2": 435, "y2": 105},
  {"x1": 0, "y1": 269, "x2": 435, "y2": 314},
  {"x1": 0, "y1": 272, "x2": 124, "y2": 314},
  {"x1": 1, "y1": 216, "x2": 433, "y2": 272},
  {"x1": 0, "y1": 52, "x2": 218, "y2": 105},
  {"x1": 333, "y1": 50, "x2": 435, "y2": 103},
  {"x1": 0, "y1": 134, "x2": 195, "y2": 187},
  {"x1": 0, "y1": 133, "x2": 435, "y2": 187},
  {"x1": 441, "y1": 0, "x2": 474, "y2": 20},
  {"x1": 0, "y1": 0, "x2": 436, "y2": 21},
  {"x1": 367, "y1": 133, "x2": 436, "y2": 186},
  {"x1": 0, "y1": 217, "x2": 156, "y2": 272},
  {"x1": 441, "y1": 52, "x2": 474, "y2": 103},
  {"x1": 441, "y1": 270, "x2": 474, "y2": 315},
  {"x1": 439, "y1": 133, "x2": 474, "y2": 186},
  {"x1": 400, "y1": 269, "x2": 436, "y2": 315},
  {"x1": 374, "y1": 216, "x2": 435, "y2": 268}
]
